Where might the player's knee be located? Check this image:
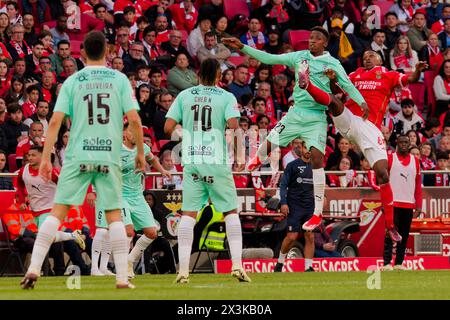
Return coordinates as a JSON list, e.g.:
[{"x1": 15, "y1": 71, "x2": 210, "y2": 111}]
[
  {"x1": 286, "y1": 232, "x2": 298, "y2": 242},
  {"x1": 304, "y1": 231, "x2": 314, "y2": 243},
  {"x1": 144, "y1": 227, "x2": 158, "y2": 240}
]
